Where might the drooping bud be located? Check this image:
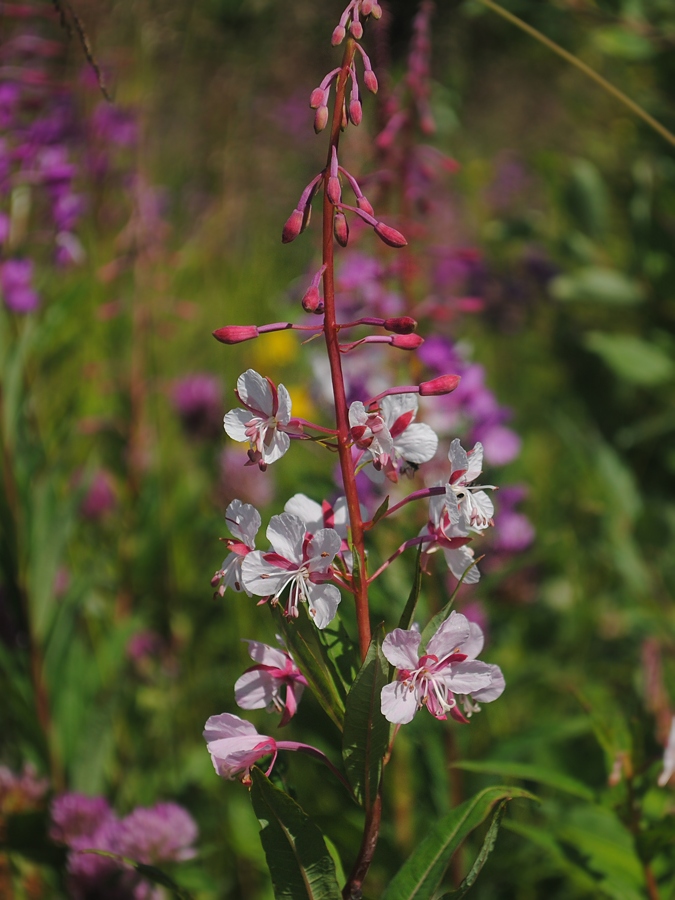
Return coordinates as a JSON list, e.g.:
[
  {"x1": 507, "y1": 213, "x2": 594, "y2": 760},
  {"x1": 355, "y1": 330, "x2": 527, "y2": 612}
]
[
  {"x1": 213, "y1": 325, "x2": 260, "y2": 345},
  {"x1": 331, "y1": 24, "x2": 346, "y2": 45},
  {"x1": 327, "y1": 146, "x2": 341, "y2": 205},
  {"x1": 363, "y1": 69, "x2": 378, "y2": 94},
  {"x1": 302, "y1": 286, "x2": 322, "y2": 314},
  {"x1": 384, "y1": 316, "x2": 417, "y2": 334},
  {"x1": 360, "y1": 0, "x2": 375, "y2": 15},
  {"x1": 350, "y1": 20, "x2": 363, "y2": 39},
  {"x1": 282, "y1": 209, "x2": 304, "y2": 244},
  {"x1": 314, "y1": 106, "x2": 329, "y2": 134},
  {"x1": 334, "y1": 211, "x2": 349, "y2": 247},
  {"x1": 419, "y1": 374, "x2": 462, "y2": 396},
  {"x1": 357, "y1": 195, "x2": 374, "y2": 217},
  {"x1": 310, "y1": 87, "x2": 325, "y2": 109},
  {"x1": 391, "y1": 334, "x2": 424, "y2": 350},
  {"x1": 371, "y1": 3, "x2": 383, "y2": 18},
  {"x1": 349, "y1": 99, "x2": 363, "y2": 126},
  {"x1": 374, "y1": 221, "x2": 408, "y2": 248}
]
